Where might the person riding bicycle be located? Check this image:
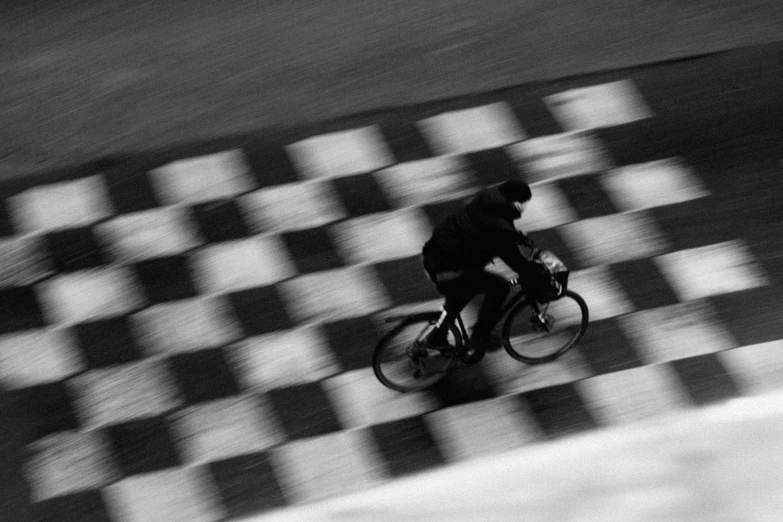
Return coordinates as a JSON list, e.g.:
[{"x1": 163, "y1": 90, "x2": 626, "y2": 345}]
[{"x1": 421, "y1": 179, "x2": 551, "y2": 363}]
